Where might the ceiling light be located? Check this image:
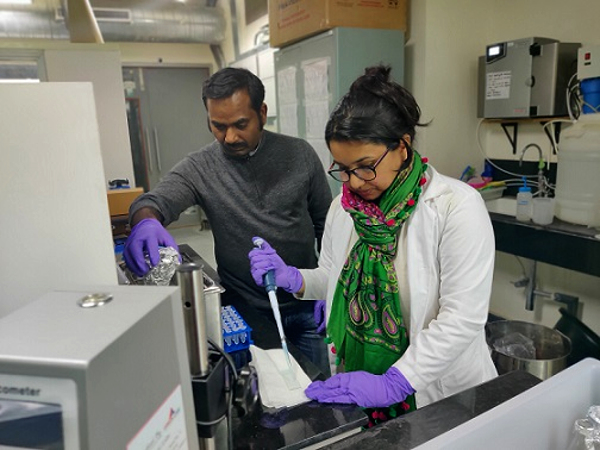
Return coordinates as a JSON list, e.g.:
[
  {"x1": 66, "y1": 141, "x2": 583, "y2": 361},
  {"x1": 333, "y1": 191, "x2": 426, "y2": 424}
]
[{"x1": 0, "y1": 0, "x2": 33, "y2": 4}]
